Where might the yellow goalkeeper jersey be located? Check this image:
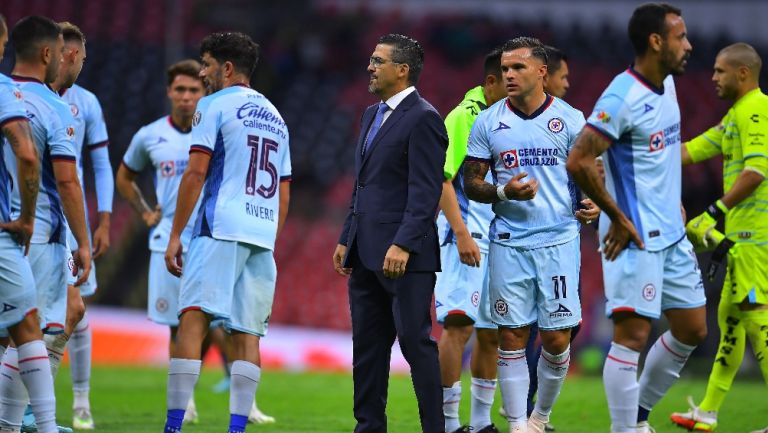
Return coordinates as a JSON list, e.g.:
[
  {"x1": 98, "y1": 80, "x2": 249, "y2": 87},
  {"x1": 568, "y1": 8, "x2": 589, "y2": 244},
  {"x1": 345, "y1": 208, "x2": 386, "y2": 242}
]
[{"x1": 686, "y1": 88, "x2": 768, "y2": 244}]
